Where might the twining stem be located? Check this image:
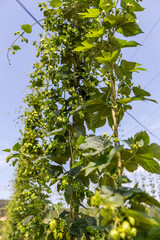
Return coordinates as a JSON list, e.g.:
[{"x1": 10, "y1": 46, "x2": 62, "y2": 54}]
[
  {"x1": 68, "y1": 13, "x2": 79, "y2": 240},
  {"x1": 69, "y1": 131, "x2": 74, "y2": 236},
  {"x1": 110, "y1": 65, "x2": 122, "y2": 179}
]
